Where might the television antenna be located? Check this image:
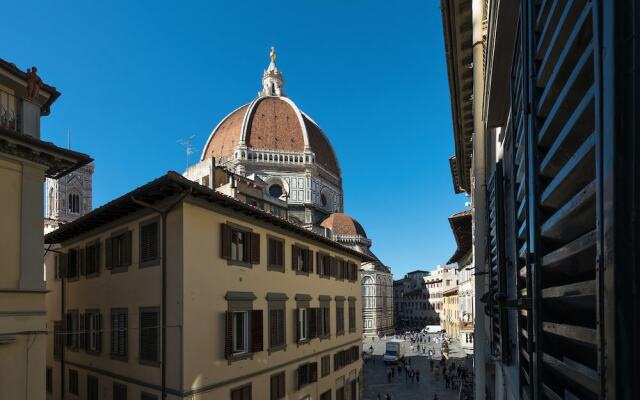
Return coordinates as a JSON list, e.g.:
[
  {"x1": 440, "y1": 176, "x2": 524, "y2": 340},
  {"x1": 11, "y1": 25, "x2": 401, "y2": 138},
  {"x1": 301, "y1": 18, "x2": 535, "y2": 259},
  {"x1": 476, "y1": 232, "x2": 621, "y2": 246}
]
[{"x1": 177, "y1": 134, "x2": 196, "y2": 169}]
